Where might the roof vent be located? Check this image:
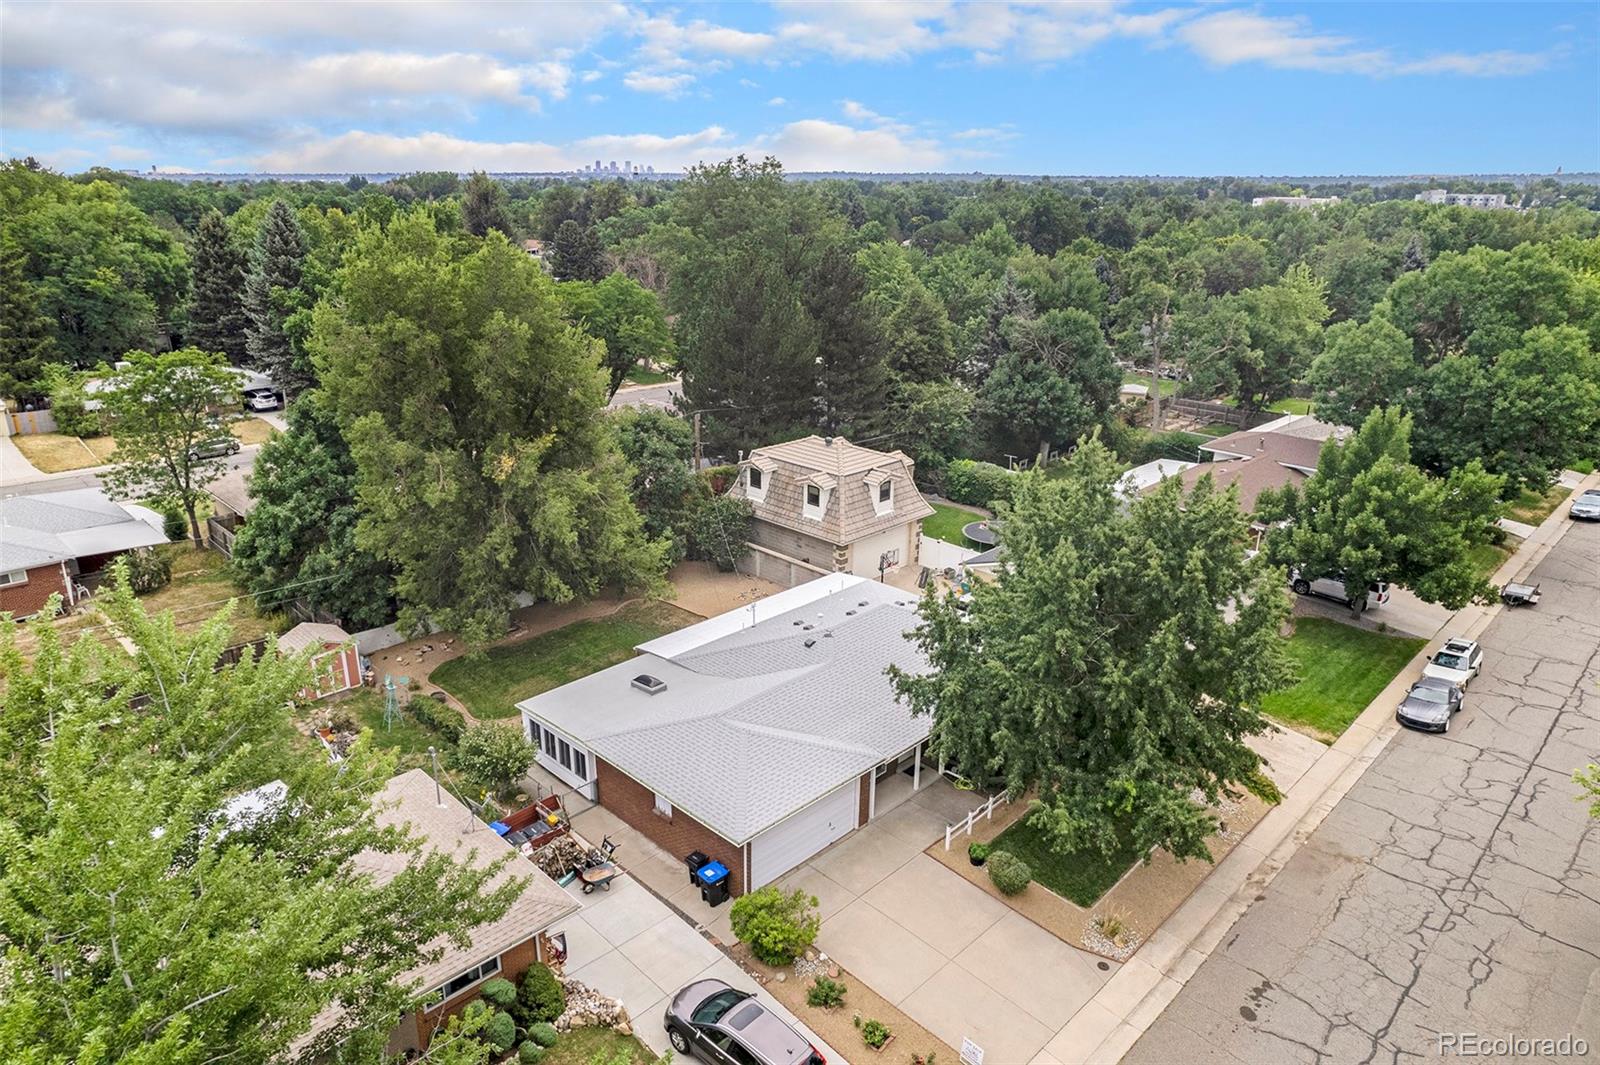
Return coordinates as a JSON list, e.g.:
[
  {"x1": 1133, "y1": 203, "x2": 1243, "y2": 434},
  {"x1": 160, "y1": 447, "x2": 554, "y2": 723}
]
[
  {"x1": 802, "y1": 624, "x2": 813, "y2": 631},
  {"x1": 858, "y1": 600, "x2": 869, "y2": 607},
  {"x1": 844, "y1": 609, "x2": 856, "y2": 616},
  {"x1": 631, "y1": 674, "x2": 668, "y2": 695},
  {"x1": 804, "y1": 638, "x2": 817, "y2": 648},
  {"x1": 822, "y1": 631, "x2": 833, "y2": 638}
]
